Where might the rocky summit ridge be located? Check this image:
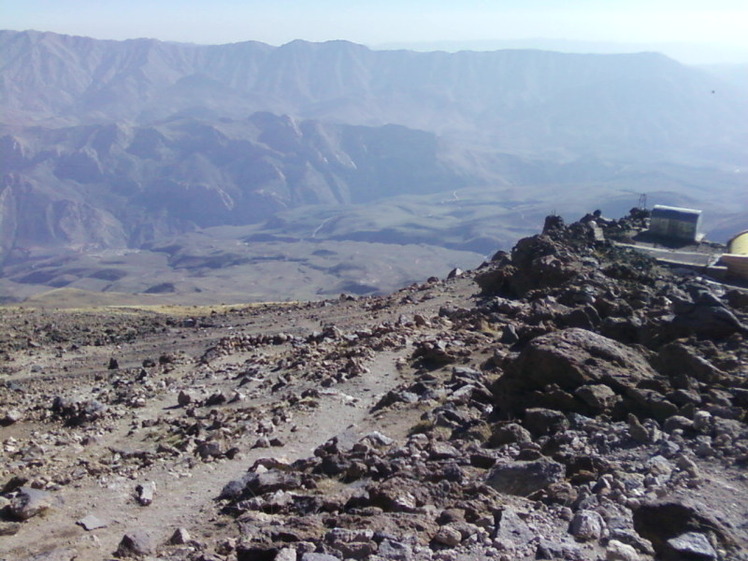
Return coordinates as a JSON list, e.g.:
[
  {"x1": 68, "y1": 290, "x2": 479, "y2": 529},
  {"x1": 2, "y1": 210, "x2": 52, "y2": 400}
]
[{"x1": 1, "y1": 211, "x2": 747, "y2": 561}]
